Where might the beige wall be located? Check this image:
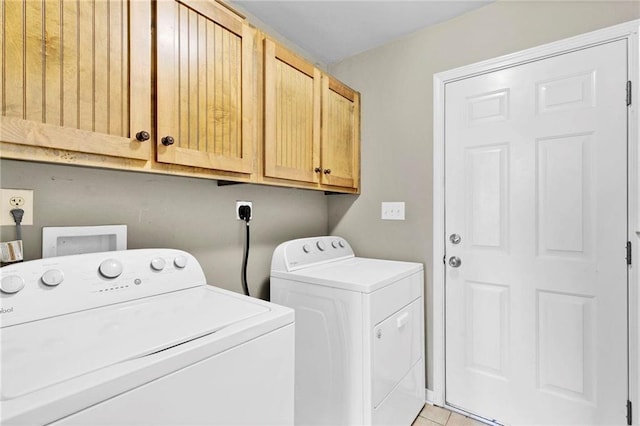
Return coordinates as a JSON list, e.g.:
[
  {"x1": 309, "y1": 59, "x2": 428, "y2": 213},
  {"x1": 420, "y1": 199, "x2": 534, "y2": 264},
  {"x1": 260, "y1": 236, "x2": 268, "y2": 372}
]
[
  {"x1": 327, "y1": 1, "x2": 640, "y2": 390},
  {"x1": 0, "y1": 160, "x2": 327, "y2": 299}
]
